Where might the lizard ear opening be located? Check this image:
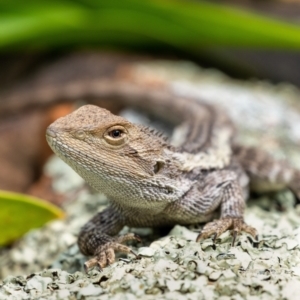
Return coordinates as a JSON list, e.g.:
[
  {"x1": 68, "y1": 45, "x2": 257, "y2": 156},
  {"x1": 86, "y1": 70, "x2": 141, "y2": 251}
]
[{"x1": 154, "y1": 161, "x2": 164, "y2": 174}]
